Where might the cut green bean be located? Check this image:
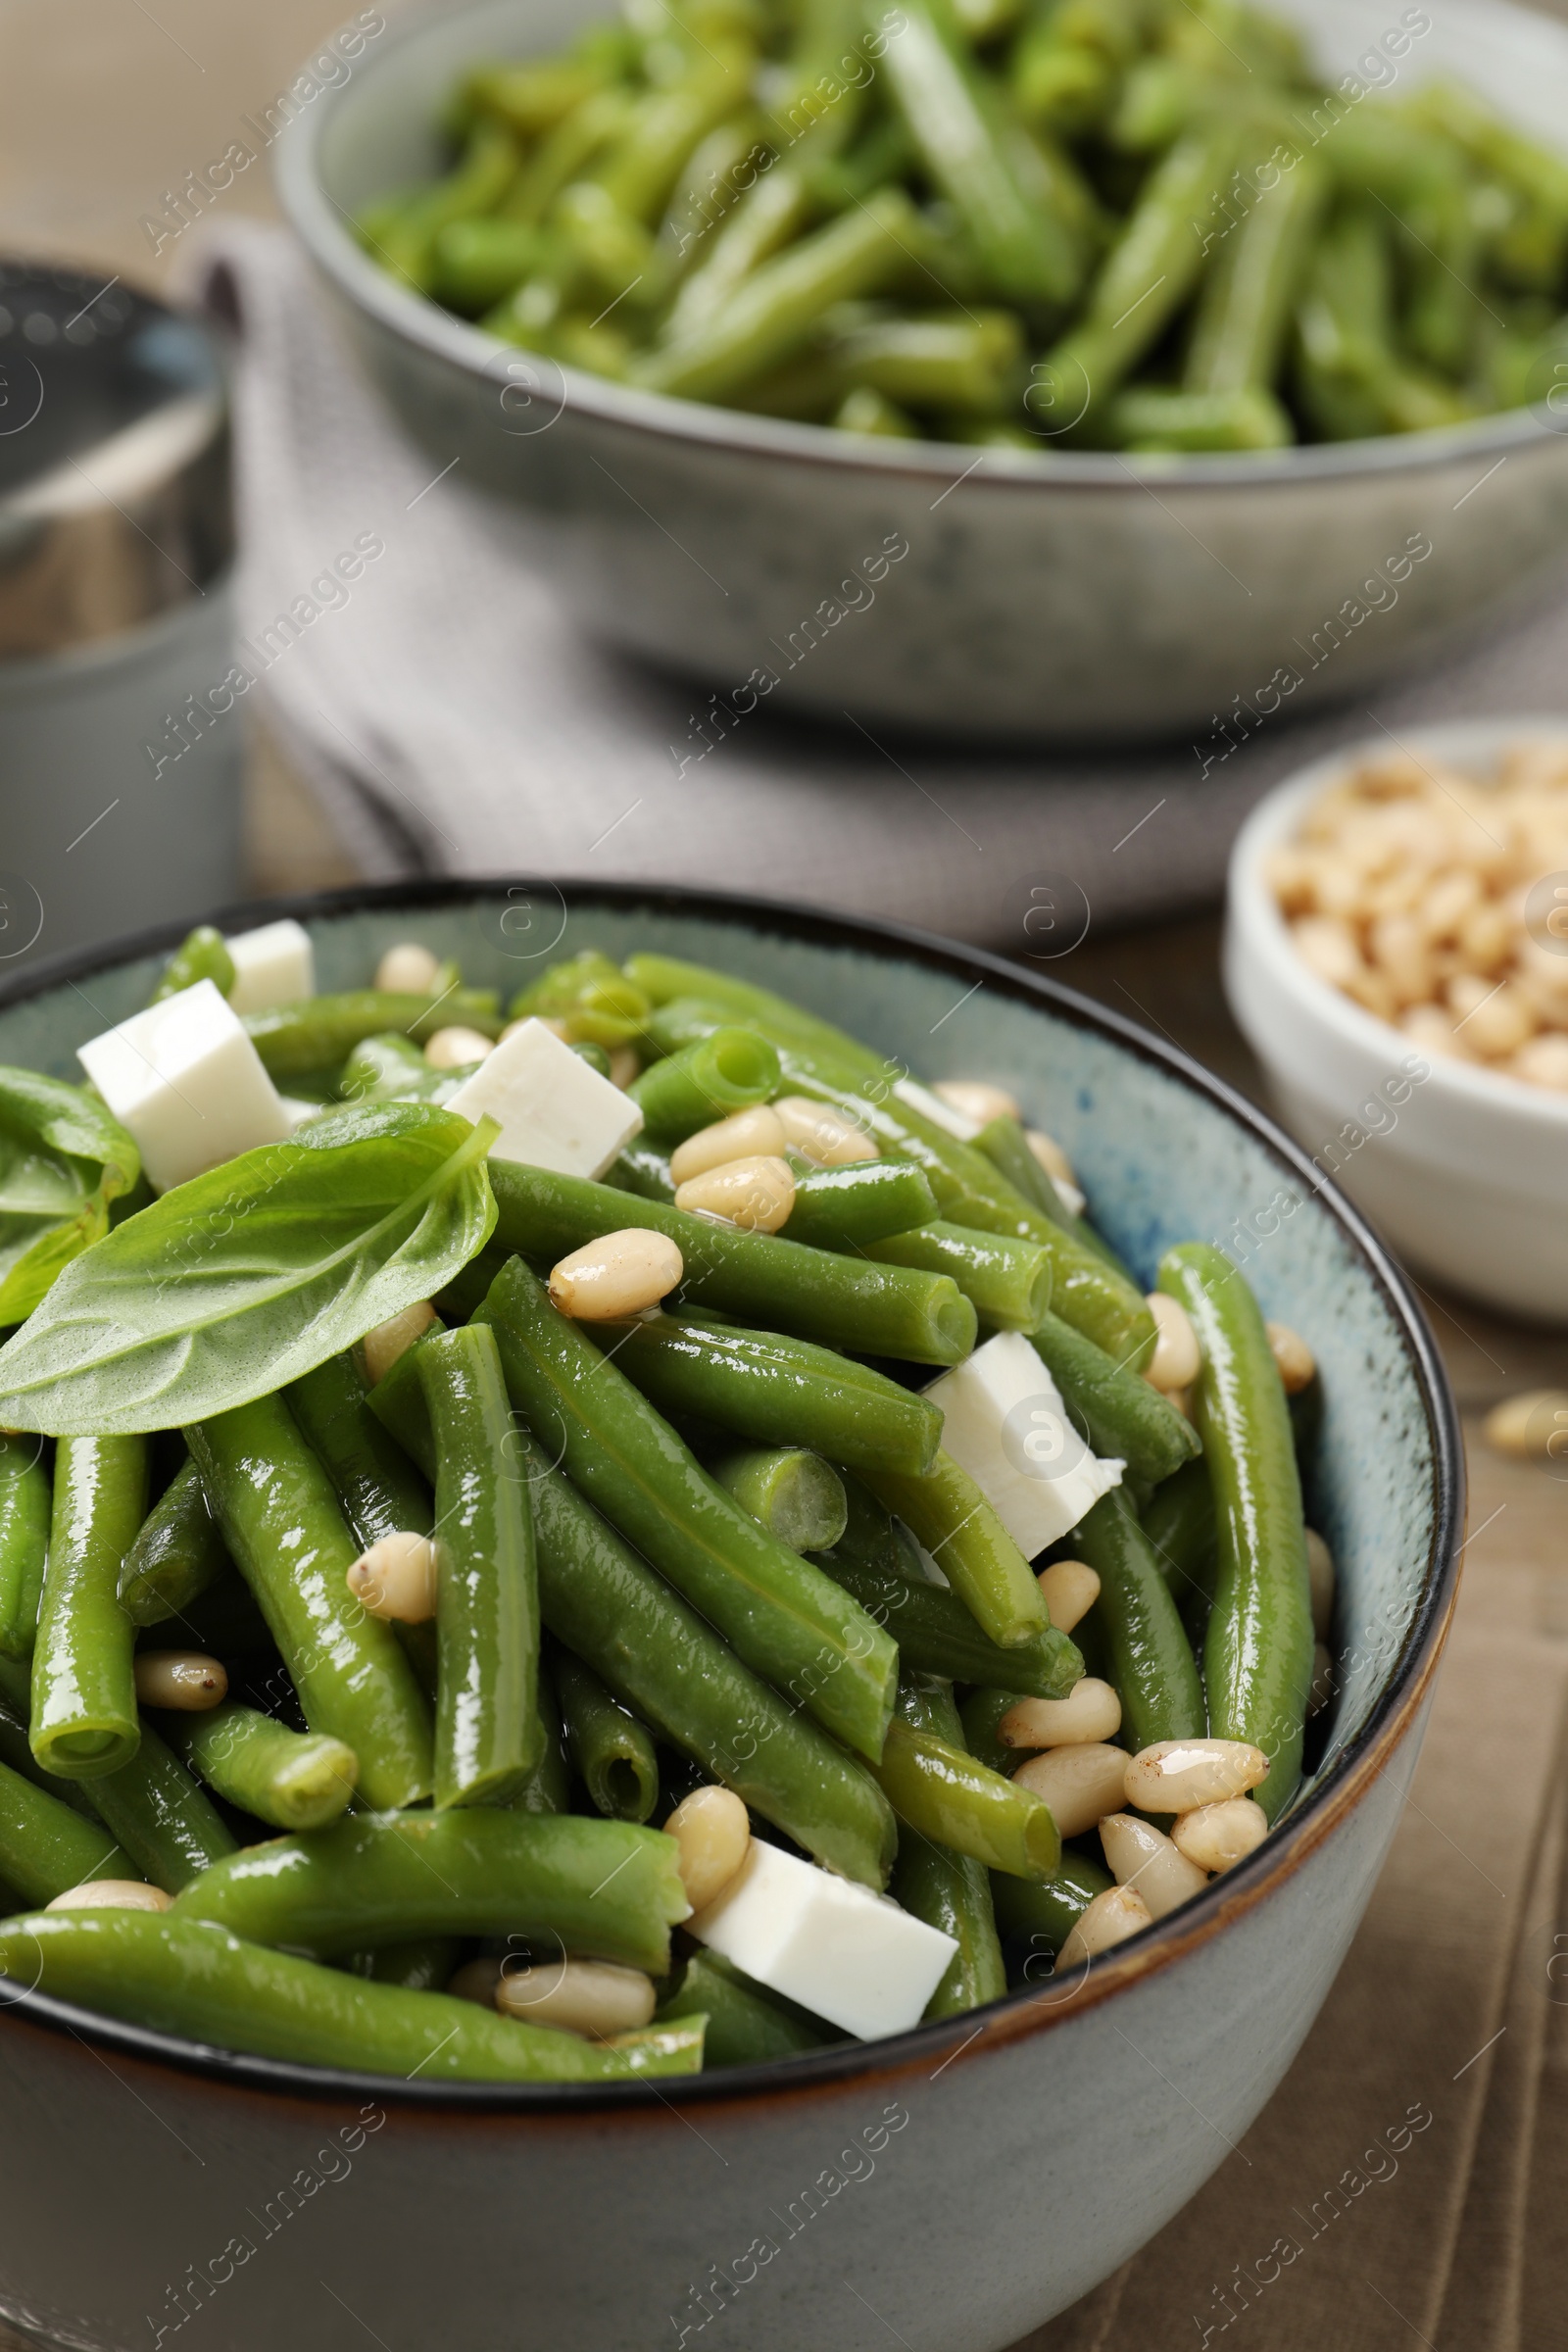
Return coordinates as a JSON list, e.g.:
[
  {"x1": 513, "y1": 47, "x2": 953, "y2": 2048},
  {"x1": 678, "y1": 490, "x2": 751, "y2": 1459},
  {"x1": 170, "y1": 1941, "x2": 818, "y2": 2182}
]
[
  {"x1": 417, "y1": 1324, "x2": 540, "y2": 1809},
  {"x1": 866, "y1": 1220, "x2": 1052, "y2": 1330},
  {"x1": 168, "y1": 1703, "x2": 359, "y2": 1833},
  {"x1": 890, "y1": 1677, "x2": 1005, "y2": 2016},
  {"x1": 185, "y1": 1396, "x2": 433, "y2": 1810},
  {"x1": 244, "y1": 991, "x2": 501, "y2": 1081},
  {"x1": 627, "y1": 1027, "x2": 780, "y2": 1138},
  {"x1": 555, "y1": 1647, "x2": 661, "y2": 1822},
  {"x1": 609, "y1": 1138, "x2": 677, "y2": 1204},
  {"x1": 1186, "y1": 157, "x2": 1328, "y2": 396},
  {"x1": 172, "y1": 1809, "x2": 689, "y2": 1972},
  {"x1": 958, "y1": 1685, "x2": 1028, "y2": 1777},
  {"x1": 710, "y1": 1445, "x2": 848, "y2": 1554},
  {"x1": 0, "y1": 1435, "x2": 50, "y2": 1660},
  {"x1": 150, "y1": 926, "x2": 234, "y2": 1004},
  {"x1": 1158, "y1": 1244, "x2": 1313, "y2": 1822},
  {"x1": 1140, "y1": 1452, "x2": 1216, "y2": 1612},
  {"x1": 872, "y1": 1680, "x2": 1059, "y2": 1882},
  {"x1": 30, "y1": 1437, "x2": 146, "y2": 1781},
  {"x1": 83, "y1": 1716, "x2": 236, "y2": 1892},
  {"x1": 337, "y1": 1031, "x2": 444, "y2": 1105},
  {"x1": 1028, "y1": 1310, "x2": 1200, "y2": 1486},
  {"x1": 0, "y1": 1911, "x2": 703, "y2": 2082},
  {"x1": 779, "y1": 1159, "x2": 938, "y2": 1250},
  {"x1": 0, "y1": 1758, "x2": 137, "y2": 1903},
  {"x1": 990, "y1": 1853, "x2": 1113, "y2": 1959},
  {"x1": 1108, "y1": 383, "x2": 1293, "y2": 451},
  {"x1": 287, "y1": 1351, "x2": 435, "y2": 1548},
  {"x1": 969, "y1": 1111, "x2": 1135, "y2": 1282},
  {"x1": 1072, "y1": 1488, "x2": 1206, "y2": 1753},
  {"x1": 341, "y1": 1936, "x2": 462, "y2": 1992},
  {"x1": 657, "y1": 1948, "x2": 833, "y2": 2064},
  {"x1": 508, "y1": 1653, "x2": 572, "y2": 1817},
  {"x1": 815, "y1": 1545, "x2": 1081, "y2": 1700},
  {"x1": 860, "y1": 1452, "x2": 1047, "y2": 1648},
  {"x1": 117, "y1": 1457, "x2": 228, "y2": 1630}
]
